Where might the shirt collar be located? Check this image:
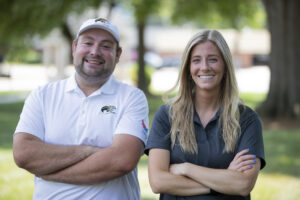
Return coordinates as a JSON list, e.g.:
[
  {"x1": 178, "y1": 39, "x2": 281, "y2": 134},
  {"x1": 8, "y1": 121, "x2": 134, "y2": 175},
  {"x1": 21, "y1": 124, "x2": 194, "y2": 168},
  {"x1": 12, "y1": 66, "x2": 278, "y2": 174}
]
[
  {"x1": 65, "y1": 74, "x2": 117, "y2": 95},
  {"x1": 65, "y1": 74, "x2": 77, "y2": 93},
  {"x1": 193, "y1": 107, "x2": 221, "y2": 125},
  {"x1": 93, "y1": 75, "x2": 117, "y2": 95}
]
